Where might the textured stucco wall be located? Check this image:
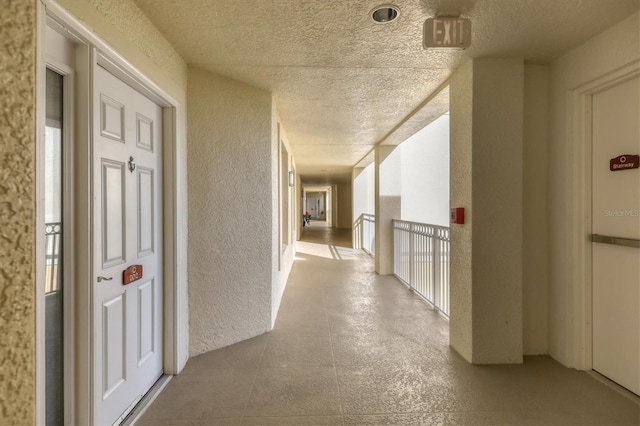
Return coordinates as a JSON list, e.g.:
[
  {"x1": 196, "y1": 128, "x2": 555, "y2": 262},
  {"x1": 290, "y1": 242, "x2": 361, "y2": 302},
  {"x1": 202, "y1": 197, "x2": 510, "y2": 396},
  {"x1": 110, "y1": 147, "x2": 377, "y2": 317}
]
[
  {"x1": 337, "y1": 183, "x2": 352, "y2": 229},
  {"x1": 449, "y1": 60, "x2": 474, "y2": 362},
  {"x1": 352, "y1": 168, "x2": 366, "y2": 222},
  {"x1": 55, "y1": 0, "x2": 190, "y2": 370},
  {"x1": 331, "y1": 185, "x2": 338, "y2": 227},
  {"x1": 273, "y1": 103, "x2": 294, "y2": 328},
  {"x1": 548, "y1": 12, "x2": 640, "y2": 366},
  {"x1": 352, "y1": 167, "x2": 368, "y2": 249},
  {"x1": 56, "y1": 0, "x2": 186, "y2": 91},
  {"x1": 400, "y1": 114, "x2": 450, "y2": 227},
  {"x1": 352, "y1": 165, "x2": 375, "y2": 219},
  {"x1": 450, "y1": 59, "x2": 524, "y2": 364},
  {"x1": 0, "y1": 1, "x2": 37, "y2": 423},
  {"x1": 471, "y1": 58, "x2": 524, "y2": 364},
  {"x1": 375, "y1": 145, "x2": 401, "y2": 275},
  {"x1": 188, "y1": 67, "x2": 273, "y2": 356},
  {"x1": 523, "y1": 64, "x2": 549, "y2": 355}
]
